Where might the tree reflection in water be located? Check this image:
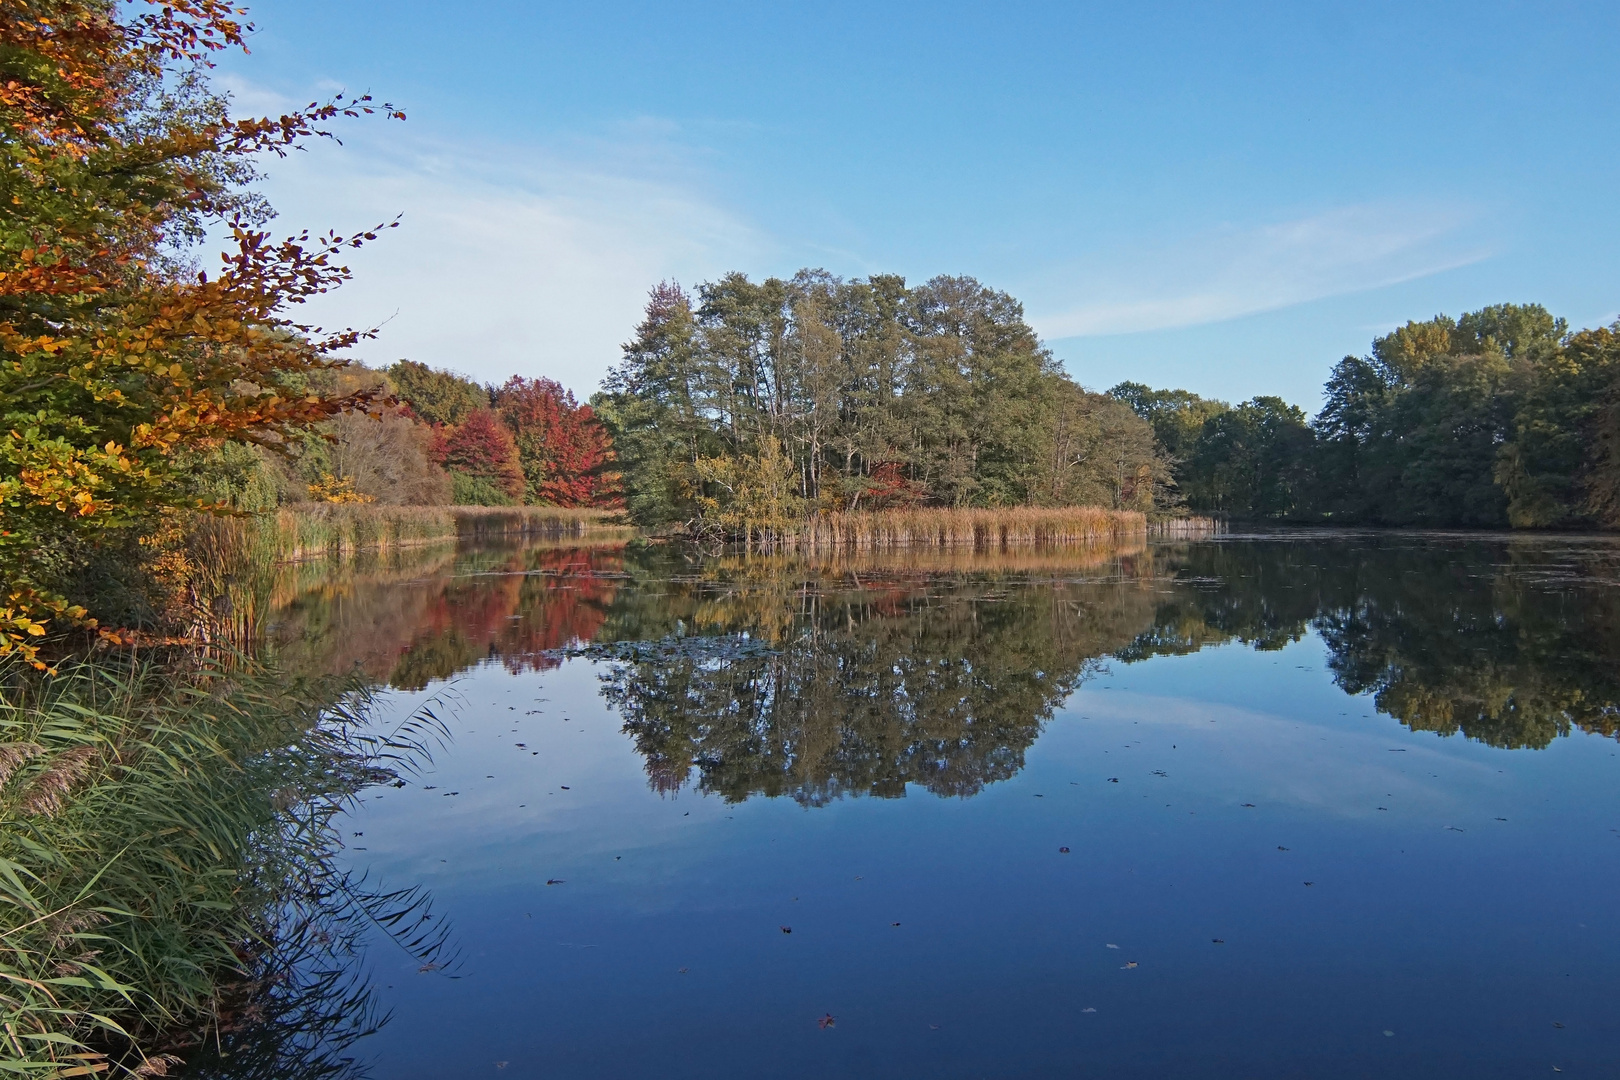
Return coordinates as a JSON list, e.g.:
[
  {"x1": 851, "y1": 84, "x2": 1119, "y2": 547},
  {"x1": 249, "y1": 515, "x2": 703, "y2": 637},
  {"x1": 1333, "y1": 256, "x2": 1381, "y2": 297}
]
[
  {"x1": 583, "y1": 537, "x2": 1620, "y2": 800},
  {"x1": 263, "y1": 542, "x2": 628, "y2": 688},
  {"x1": 266, "y1": 535, "x2": 1620, "y2": 806},
  {"x1": 589, "y1": 547, "x2": 1162, "y2": 804},
  {"x1": 1136, "y1": 536, "x2": 1620, "y2": 749}
]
